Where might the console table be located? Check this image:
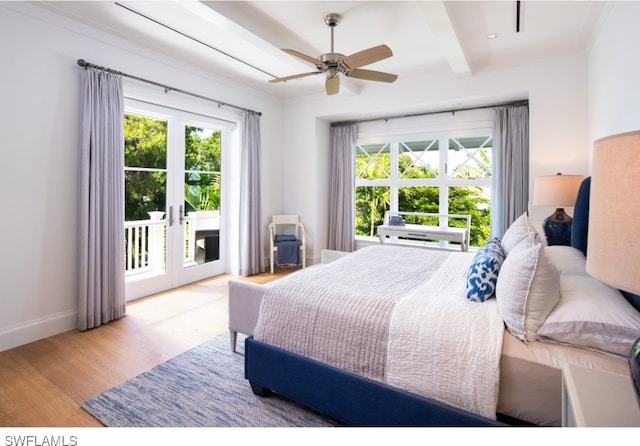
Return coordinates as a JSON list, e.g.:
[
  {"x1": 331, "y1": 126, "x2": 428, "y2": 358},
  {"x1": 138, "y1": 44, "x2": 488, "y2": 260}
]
[{"x1": 377, "y1": 212, "x2": 471, "y2": 252}]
